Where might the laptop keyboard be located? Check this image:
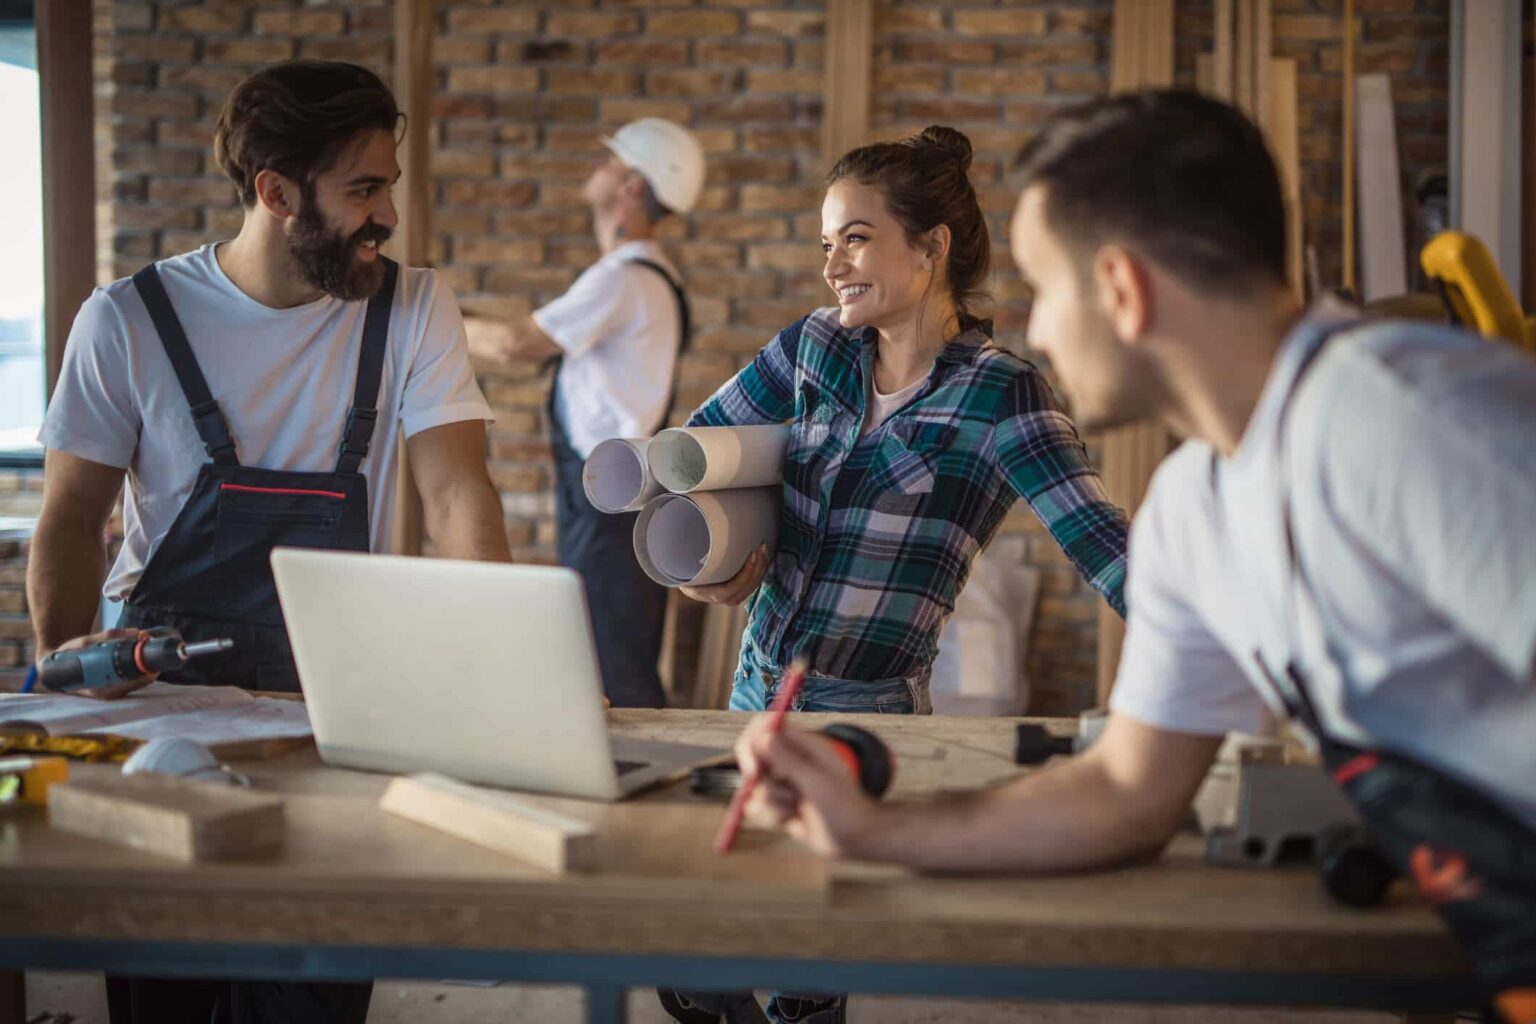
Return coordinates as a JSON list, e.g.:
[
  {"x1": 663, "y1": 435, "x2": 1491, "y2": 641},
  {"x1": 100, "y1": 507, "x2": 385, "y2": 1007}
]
[{"x1": 614, "y1": 759, "x2": 648, "y2": 777}]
